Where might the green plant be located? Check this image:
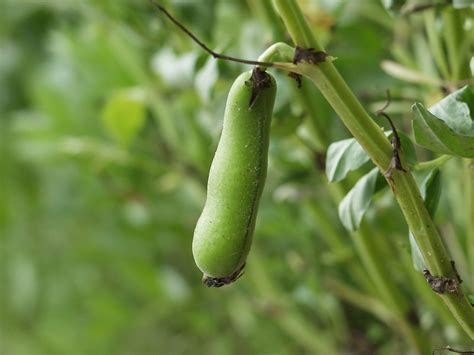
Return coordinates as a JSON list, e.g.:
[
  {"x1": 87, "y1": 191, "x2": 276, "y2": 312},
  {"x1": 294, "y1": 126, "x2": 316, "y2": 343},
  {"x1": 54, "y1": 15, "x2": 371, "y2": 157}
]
[
  {"x1": 272, "y1": 0, "x2": 474, "y2": 339},
  {"x1": 157, "y1": 0, "x2": 474, "y2": 346},
  {"x1": 193, "y1": 68, "x2": 276, "y2": 287},
  {"x1": 3, "y1": 1, "x2": 474, "y2": 354}
]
